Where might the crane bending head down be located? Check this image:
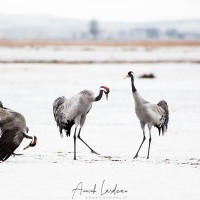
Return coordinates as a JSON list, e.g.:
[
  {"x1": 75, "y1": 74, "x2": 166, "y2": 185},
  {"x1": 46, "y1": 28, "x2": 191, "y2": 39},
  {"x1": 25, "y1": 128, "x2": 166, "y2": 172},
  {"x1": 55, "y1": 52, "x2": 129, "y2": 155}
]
[{"x1": 53, "y1": 85, "x2": 110, "y2": 160}]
